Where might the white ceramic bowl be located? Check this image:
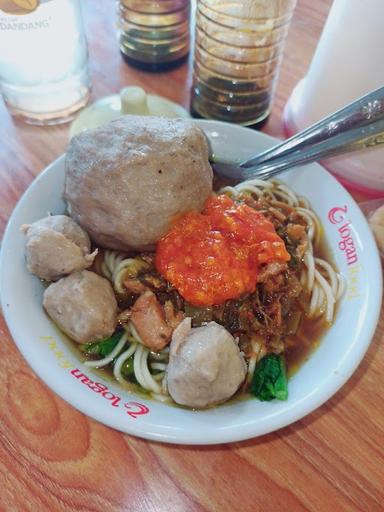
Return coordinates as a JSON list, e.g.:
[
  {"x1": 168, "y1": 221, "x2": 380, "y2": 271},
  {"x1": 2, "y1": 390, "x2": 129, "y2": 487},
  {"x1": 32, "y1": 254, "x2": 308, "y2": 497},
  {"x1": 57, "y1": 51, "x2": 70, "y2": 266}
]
[{"x1": 0, "y1": 120, "x2": 382, "y2": 444}]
